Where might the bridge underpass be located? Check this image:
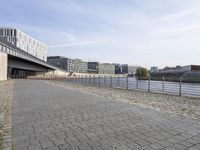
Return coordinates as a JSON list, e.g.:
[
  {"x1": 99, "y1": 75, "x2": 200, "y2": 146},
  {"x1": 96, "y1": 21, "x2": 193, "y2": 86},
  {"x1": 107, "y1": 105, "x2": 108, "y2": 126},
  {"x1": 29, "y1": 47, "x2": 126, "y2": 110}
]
[
  {"x1": 8, "y1": 55, "x2": 51, "y2": 79},
  {"x1": 0, "y1": 38, "x2": 68, "y2": 81}
]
